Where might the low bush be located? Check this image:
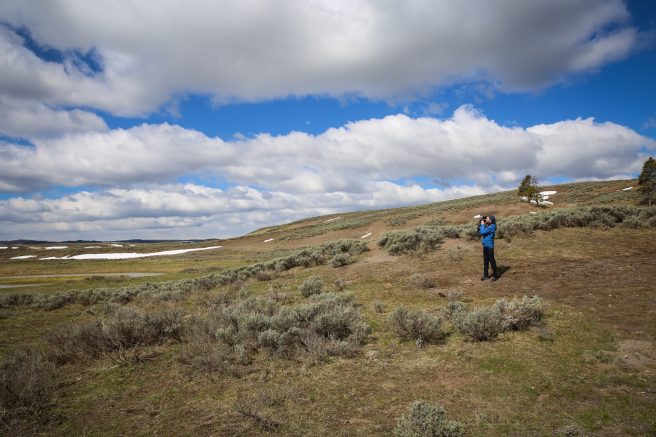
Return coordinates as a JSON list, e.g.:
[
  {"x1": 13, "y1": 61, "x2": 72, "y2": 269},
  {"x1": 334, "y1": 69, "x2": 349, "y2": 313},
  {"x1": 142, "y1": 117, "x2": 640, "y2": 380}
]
[
  {"x1": 390, "y1": 307, "x2": 447, "y2": 347},
  {"x1": 495, "y1": 296, "x2": 546, "y2": 331},
  {"x1": 298, "y1": 277, "x2": 324, "y2": 297},
  {"x1": 330, "y1": 253, "x2": 352, "y2": 267},
  {"x1": 452, "y1": 305, "x2": 504, "y2": 341},
  {"x1": 181, "y1": 292, "x2": 370, "y2": 372},
  {"x1": 445, "y1": 290, "x2": 464, "y2": 302},
  {"x1": 0, "y1": 293, "x2": 34, "y2": 308},
  {"x1": 0, "y1": 348, "x2": 56, "y2": 425},
  {"x1": 393, "y1": 400, "x2": 465, "y2": 437},
  {"x1": 410, "y1": 273, "x2": 435, "y2": 289},
  {"x1": 46, "y1": 306, "x2": 184, "y2": 363},
  {"x1": 378, "y1": 227, "x2": 445, "y2": 255},
  {"x1": 443, "y1": 246, "x2": 465, "y2": 261}
]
